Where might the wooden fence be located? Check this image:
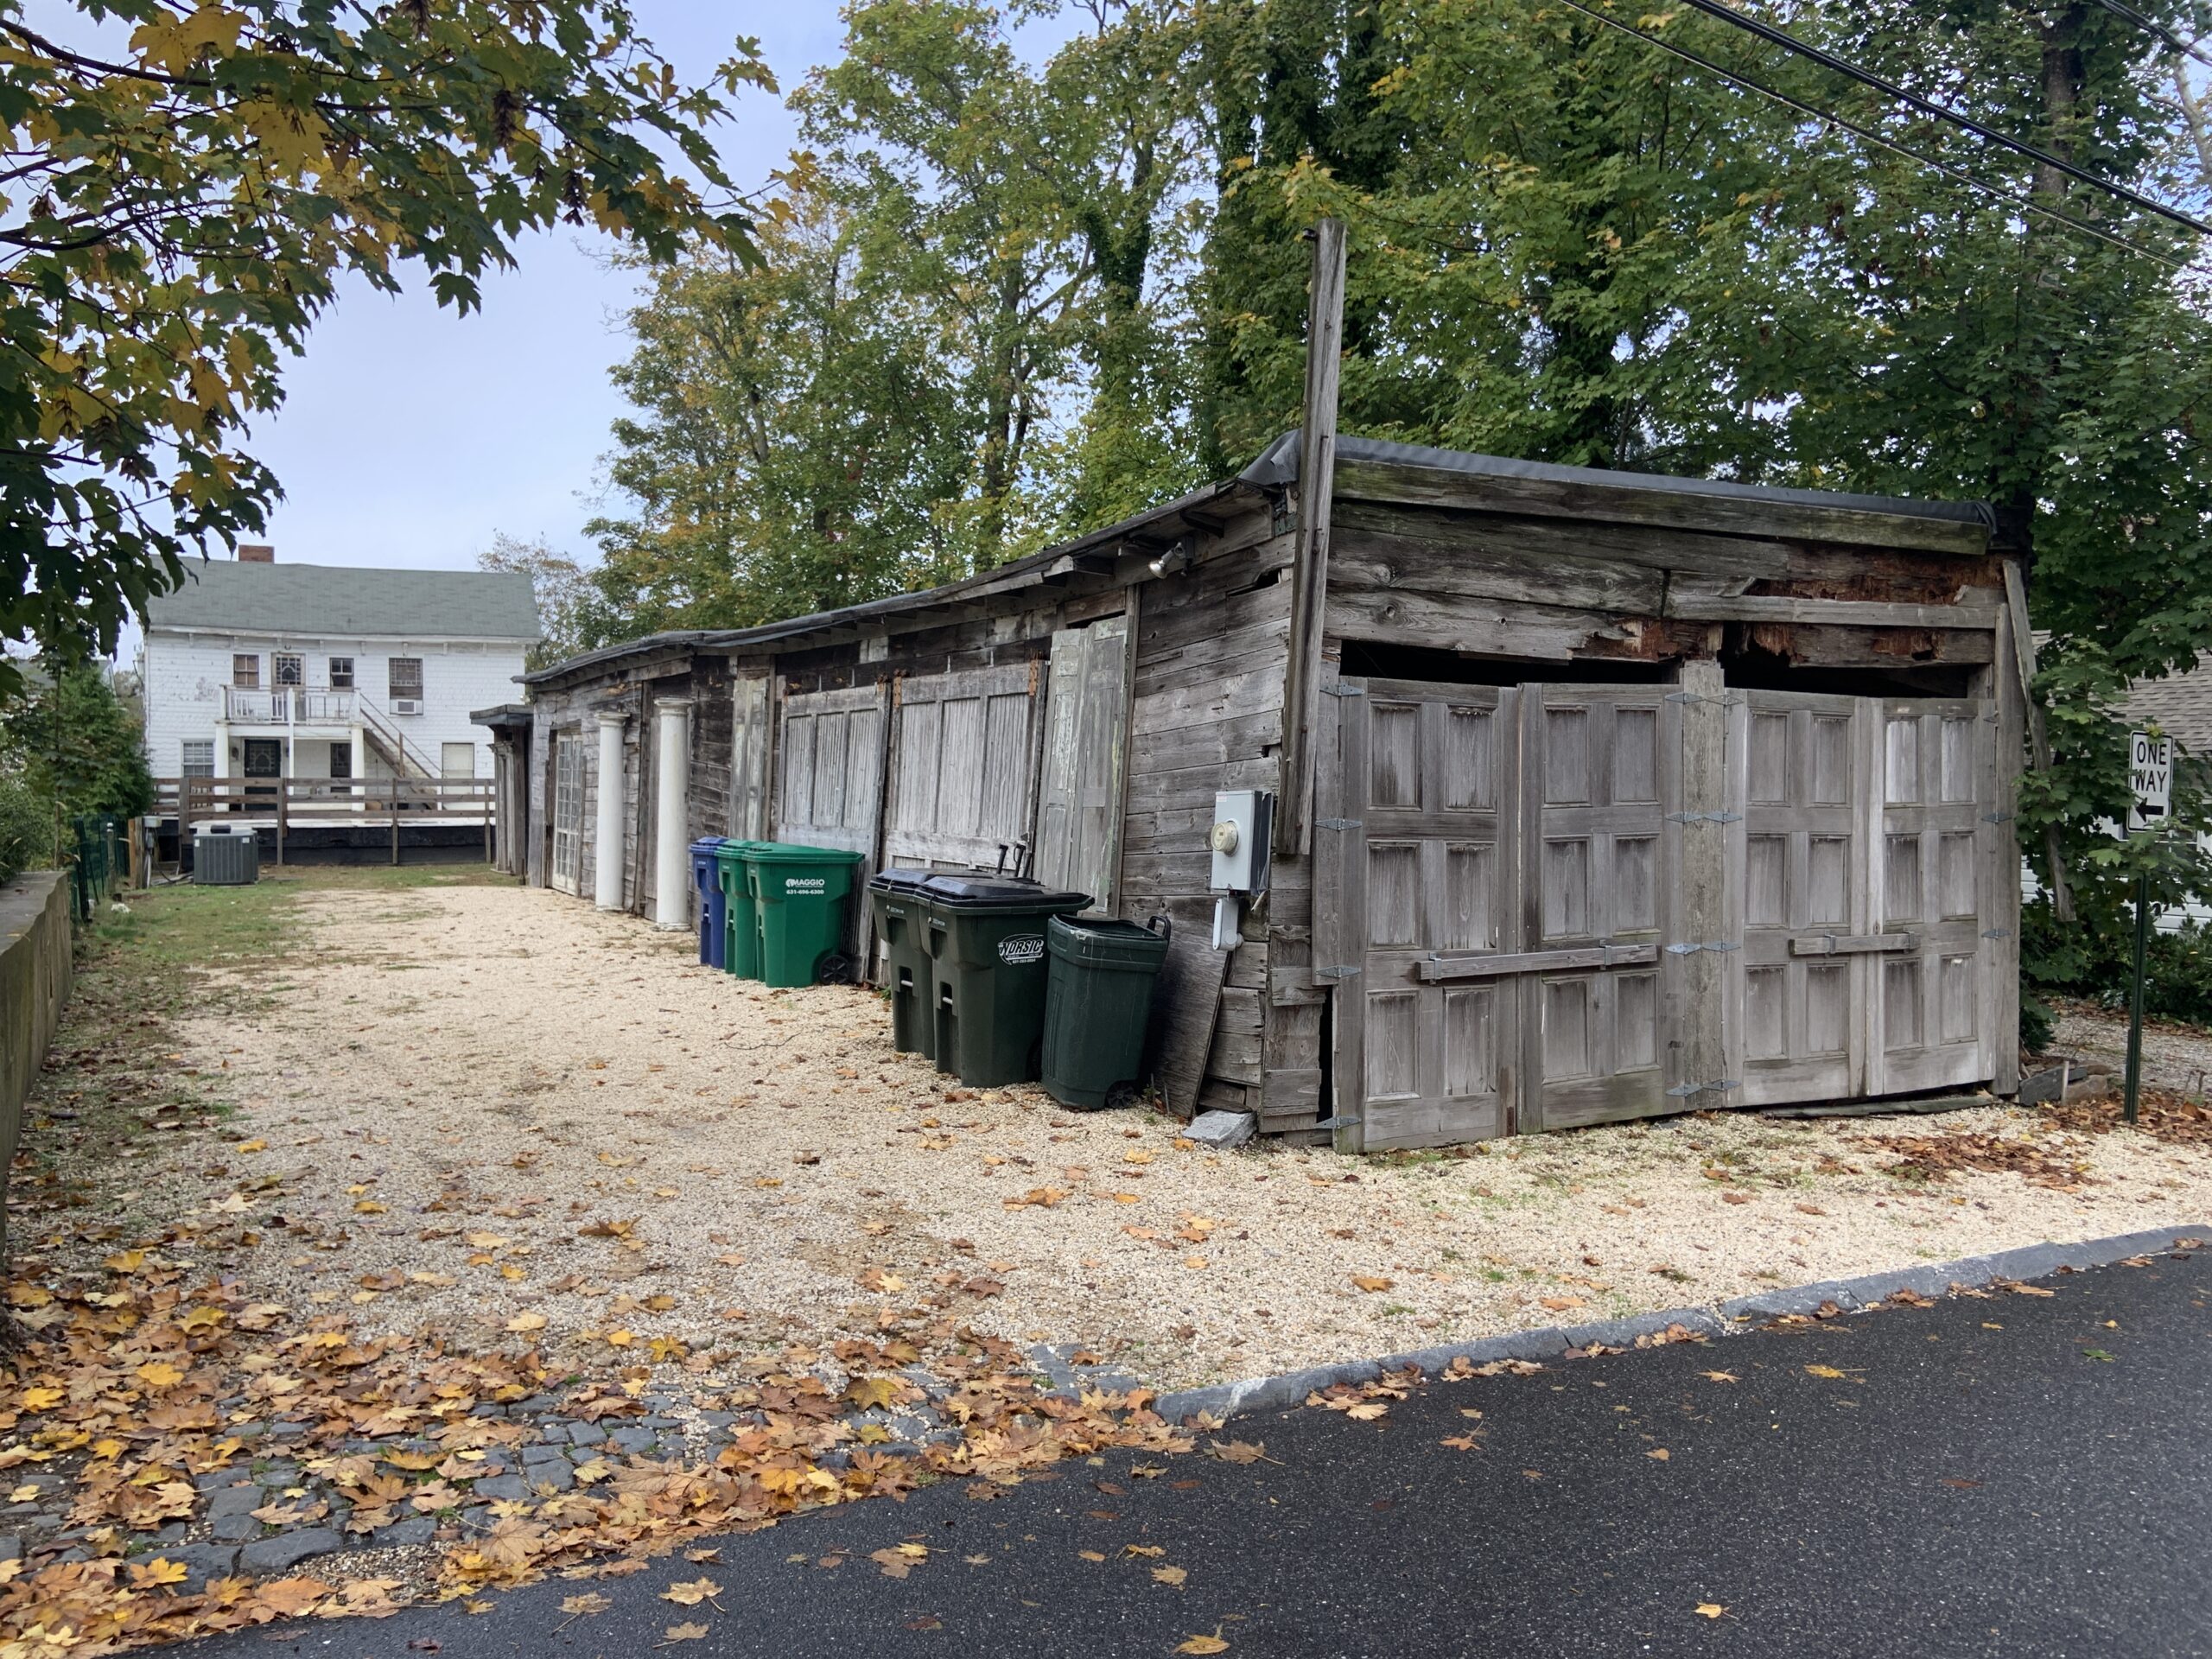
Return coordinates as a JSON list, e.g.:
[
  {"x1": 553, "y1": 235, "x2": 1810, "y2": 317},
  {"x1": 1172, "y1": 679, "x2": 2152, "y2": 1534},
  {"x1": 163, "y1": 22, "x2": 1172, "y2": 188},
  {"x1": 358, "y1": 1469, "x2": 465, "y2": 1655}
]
[{"x1": 150, "y1": 776, "x2": 496, "y2": 866}]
